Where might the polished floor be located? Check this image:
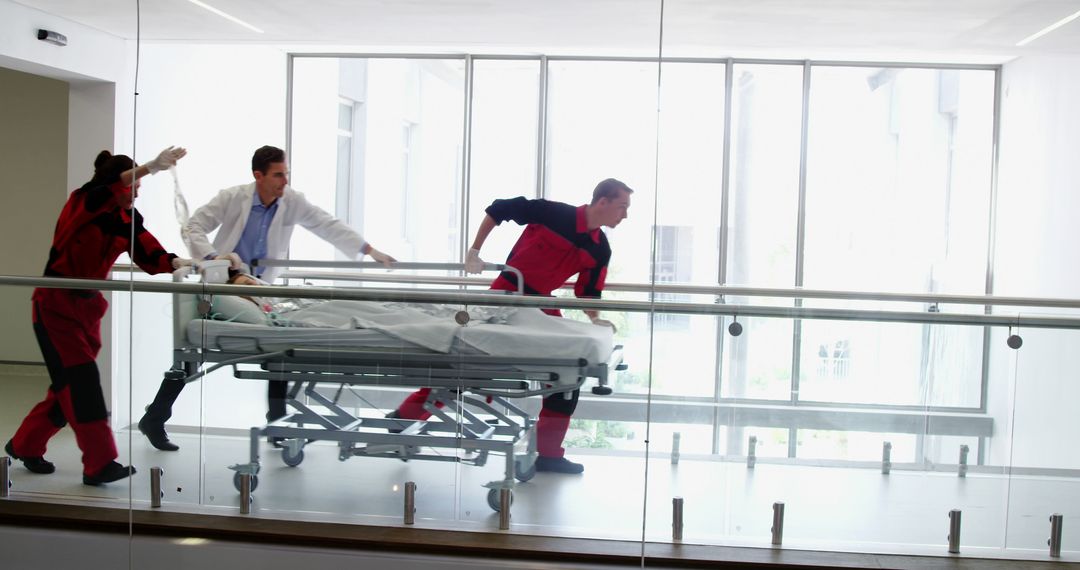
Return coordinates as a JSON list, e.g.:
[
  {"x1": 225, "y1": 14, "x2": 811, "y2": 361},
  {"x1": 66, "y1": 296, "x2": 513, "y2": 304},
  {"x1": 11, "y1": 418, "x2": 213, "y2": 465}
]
[{"x1": 2, "y1": 370, "x2": 1077, "y2": 566}]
